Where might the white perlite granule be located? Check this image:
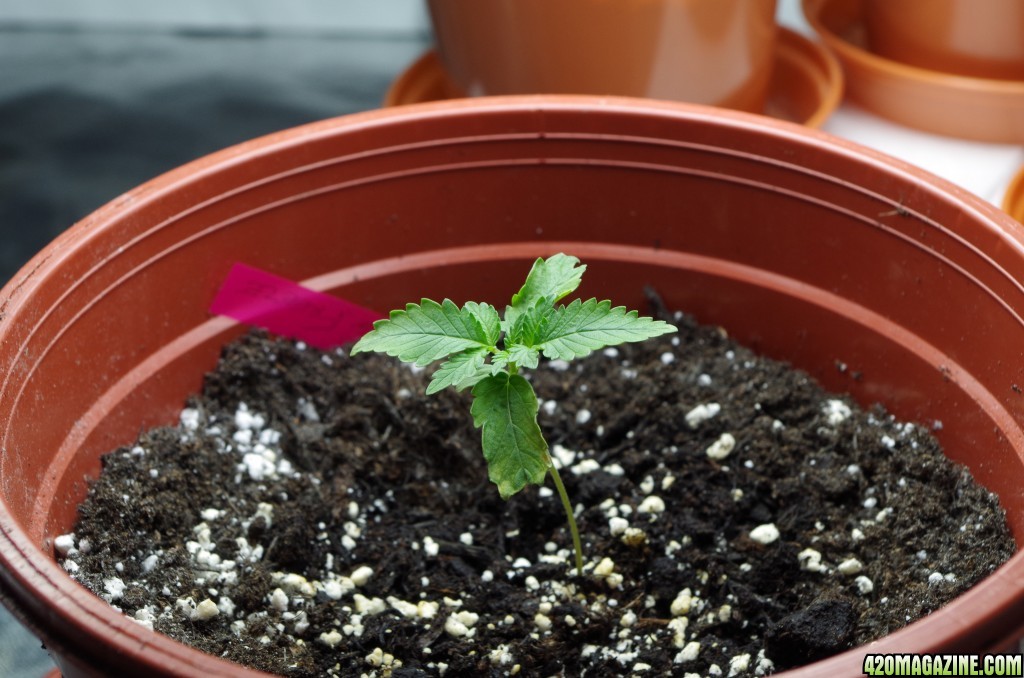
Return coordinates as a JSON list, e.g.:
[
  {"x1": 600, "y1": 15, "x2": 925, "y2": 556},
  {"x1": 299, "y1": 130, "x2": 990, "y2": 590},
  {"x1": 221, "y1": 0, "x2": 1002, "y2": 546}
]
[
  {"x1": 685, "y1": 402, "x2": 721, "y2": 429},
  {"x1": 748, "y1": 524, "x2": 780, "y2": 545},
  {"x1": 706, "y1": 433, "x2": 736, "y2": 460}
]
